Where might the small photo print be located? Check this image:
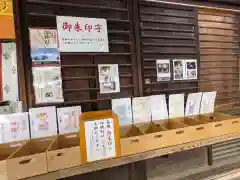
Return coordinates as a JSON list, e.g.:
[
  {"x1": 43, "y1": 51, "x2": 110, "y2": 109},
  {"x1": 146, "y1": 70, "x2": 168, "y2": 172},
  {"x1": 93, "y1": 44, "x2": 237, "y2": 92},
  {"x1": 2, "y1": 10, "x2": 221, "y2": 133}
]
[
  {"x1": 156, "y1": 59, "x2": 171, "y2": 81},
  {"x1": 31, "y1": 48, "x2": 60, "y2": 62},
  {"x1": 173, "y1": 60, "x2": 184, "y2": 80},
  {"x1": 186, "y1": 59, "x2": 197, "y2": 80},
  {"x1": 98, "y1": 64, "x2": 120, "y2": 94}
]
